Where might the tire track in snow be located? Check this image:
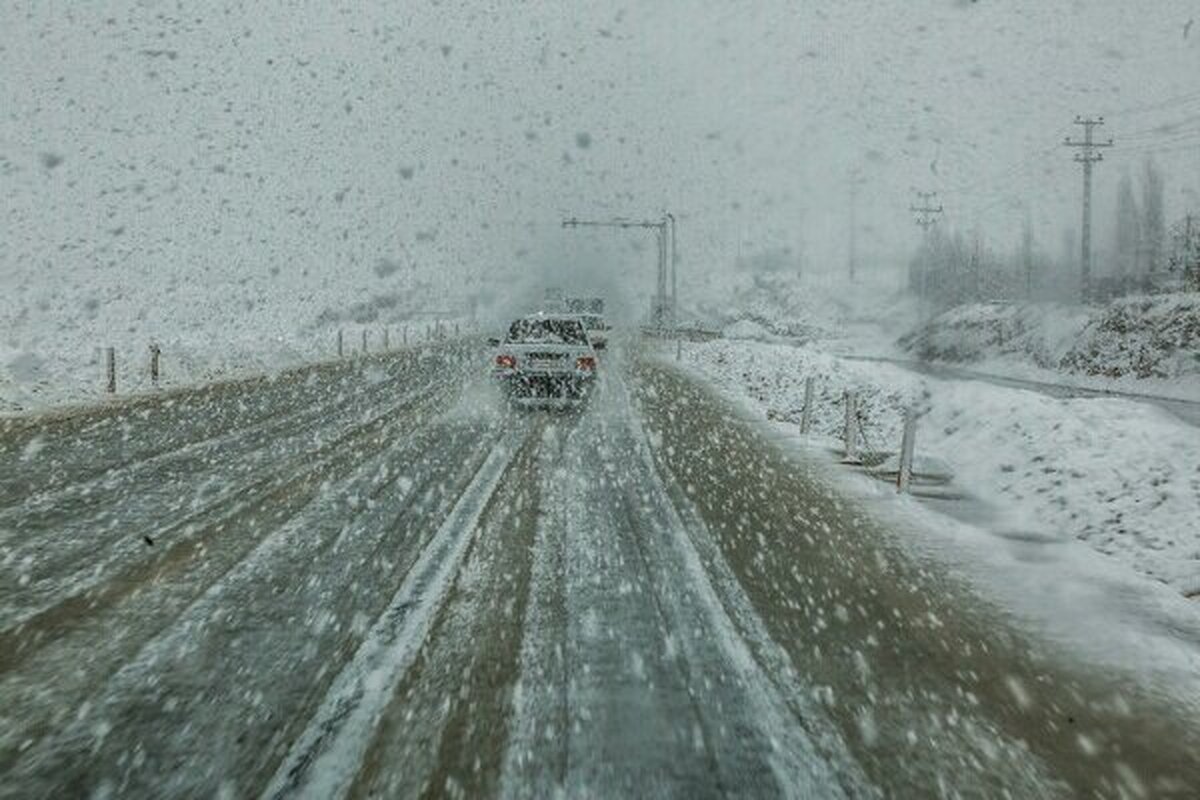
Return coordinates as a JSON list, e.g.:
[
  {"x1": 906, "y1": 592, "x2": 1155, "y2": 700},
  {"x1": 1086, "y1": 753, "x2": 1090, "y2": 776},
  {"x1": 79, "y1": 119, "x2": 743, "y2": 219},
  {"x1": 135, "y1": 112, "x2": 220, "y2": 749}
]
[
  {"x1": 262, "y1": 425, "x2": 524, "y2": 800},
  {"x1": 0, "y1": 363, "x2": 455, "y2": 617},
  {"x1": 0, "y1": 358, "x2": 438, "y2": 532},
  {"x1": 0, "y1": 351, "x2": 447, "y2": 509},
  {"x1": 635, "y1": 360, "x2": 1200, "y2": 797},
  {"x1": 498, "y1": 420, "x2": 571, "y2": 798},
  {"x1": 0, "y1": 373, "x2": 453, "y2": 664},
  {"x1": 619, "y1": 372, "x2": 872, "y2": 798},
  {"x1": 497, "y1": 367, "x2": 857, "y2": 797},
  {"x1": 348, "y1": 417, "x2": 552, "y2": 798},
  {"x1": 0, "y1": 391, "x2": 474, "y2": 788},
  {"x1": 613, "y1": 371, "x2": 849, "y2": 797}
]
